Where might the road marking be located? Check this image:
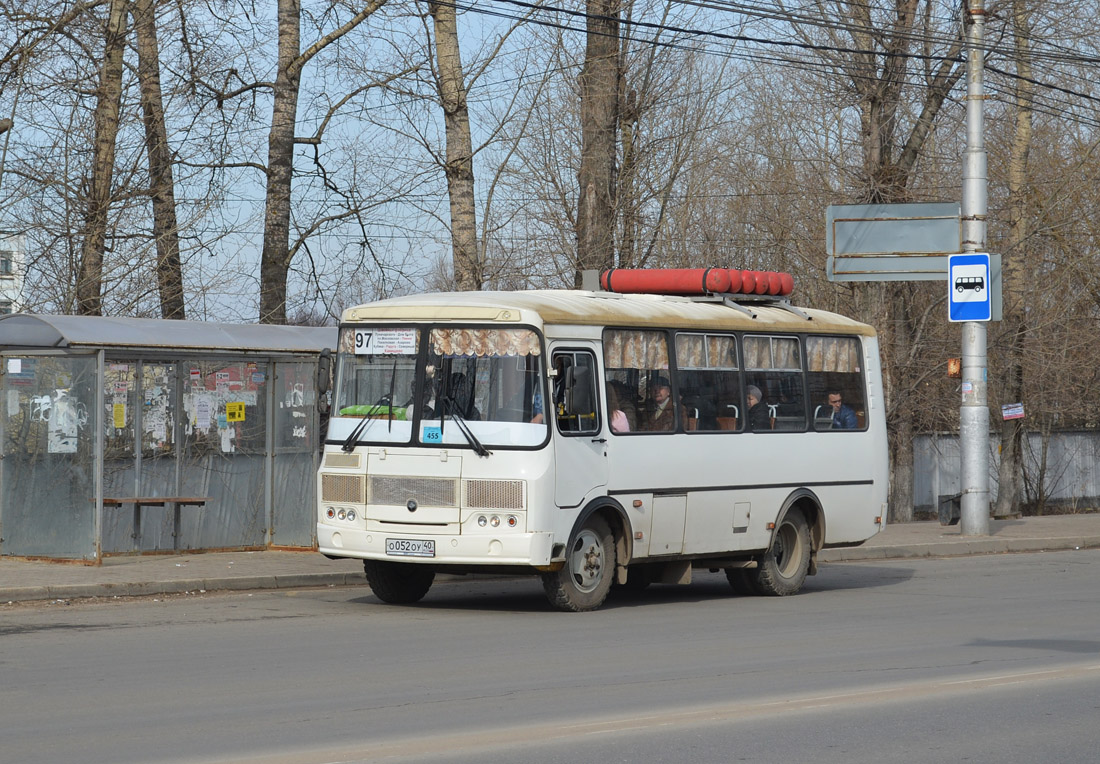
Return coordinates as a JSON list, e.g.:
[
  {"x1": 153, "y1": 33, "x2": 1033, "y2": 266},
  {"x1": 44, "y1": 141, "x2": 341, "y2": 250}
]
[{"x1": 212, "y1": 662, "x2": 1100, "y2": 764}]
